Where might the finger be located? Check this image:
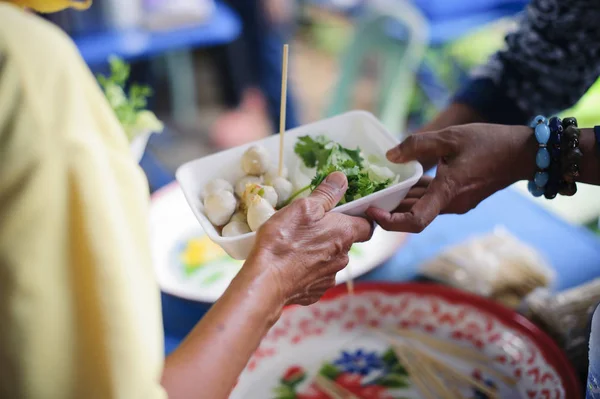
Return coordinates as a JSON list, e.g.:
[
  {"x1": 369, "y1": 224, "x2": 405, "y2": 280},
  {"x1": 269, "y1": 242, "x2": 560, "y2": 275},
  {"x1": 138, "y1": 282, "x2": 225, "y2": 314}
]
[
  {"x1": 309, "y1": 172, "x2": 348, "y2": 213},
  {"x1": 366, "y1": 176, "x2": 453, "y2": 233},
  {"x1": 327, "y1": 213, "x2": 374, "y2": 244},
  {"x1": 304, "y1": 275, "x2": 336, "y2": 294},
  {"x1": 405, "y1": 186, "x2": 427, "y2": 199},
  {"x1": 386, "y1": 132, "x2": 453, "y2": 164},
  {"x1": 346, "y1": 215, "x2": 375, "y2": 243},
  {"x1": 412, "y1": 175, "x2": 433, "y2": 188},
  {"x1": 394, "y1": 198, "x2": 418, "y2": 213}
]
